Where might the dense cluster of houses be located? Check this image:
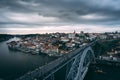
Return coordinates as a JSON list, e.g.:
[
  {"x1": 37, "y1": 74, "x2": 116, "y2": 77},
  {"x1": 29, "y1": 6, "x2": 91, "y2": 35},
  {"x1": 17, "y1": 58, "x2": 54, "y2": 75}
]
[
  {"x1": 7, "y1": 31, "x2": 120, "y2": 56},
  {"x1": 99, "y1": 40, "x2": 120, "y2": 62}
]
